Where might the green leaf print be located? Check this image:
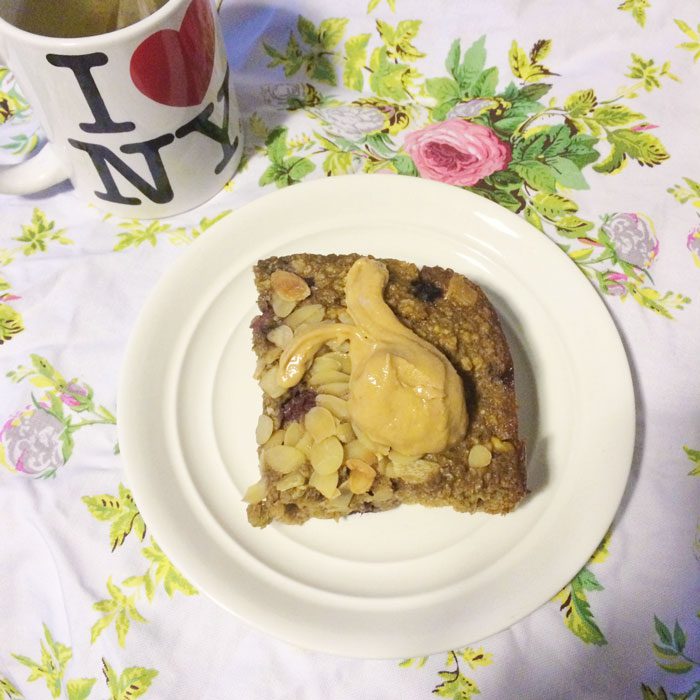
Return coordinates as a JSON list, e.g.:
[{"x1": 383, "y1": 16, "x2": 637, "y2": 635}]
[
  {"x1": 66, "y1": 678, "x2": 96, "y2": 700},
  {"x1": 12, "y1": 209, "x2": 72, "y2": 255},
  {"x1": 343, "y1": 34, "x2": 370, "y2": 90},
  {"x1": 684, "y1": 446, "x2": 700, "y2": 476},
  {"x1": 618, "y1": 0, "x2": 651, "y2": 27},
  {"x1": 641, "y1": 685, "x2": 670, "y2": 700},
  {"x1": 102, "y1": 660, "x2": 157, "y2": 700},
  {"x1": 91, "y1": 577, "x2": 147, "y2": 647},
  {"x1": 508, "y1": 39, "x2": 557, "y2": 83},
  {"x1": 112, "y1": 211, "x2": 231, "y2": 251},
  {"x1": 82, "y1": 484, "x2": 147, "y2": 551},
  {"x1": 0, "y1": 209, "x2": 72, "y2": 343},
  {"x1": 12, "y1": 625, "x2": 72, "y2": 698},
  {"x1": 401, "y1": 648, "x2": 493, "y2": 699},
  {"x1": 367, "y1": 0, "x2": 396, "y2": 12},
  {"x1": 0, "y1": 302, "x2": 23, "y2": 345},
  {"x1": 0, "y1": 676, "x2": 23, "y2": 699},
  {"x1": 668, "y1": 178, "x2": 700, "y2": 208},
  {"x1": 652, "y1": 617, "x2": 699, "y2": 675},
  {"x1": 376, "y1": 19, "x2": 425, "y2": 62},
  {"x1": 674, "y1": 19, "x2": 700, "y2": 63},
  {"x1": 622, "y1": 54, "x2": 680, "y2": 97},
  {"x1": 260, "y1": 127, "x2": 316, "y2": 188},
  {"x1": 552, "y1": 532, "x2": 610, "y2": 645},
  {"x1": 141, "y1": 539, "x2": 198, "y2": 597},
  {"x1": 369, "y1": 47, "x2": 414, "y2": 100},
  {"x1": 263, "y1": 16, "x2": 347, "y2": 86}
]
